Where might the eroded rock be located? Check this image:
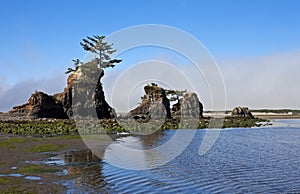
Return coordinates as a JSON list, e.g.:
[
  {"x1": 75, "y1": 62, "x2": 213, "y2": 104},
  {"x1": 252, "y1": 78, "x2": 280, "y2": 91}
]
[
  {"x1": 172, "y1": 92, "x2": 203, "y2": 118},
  {"x1": 9, "y1": 91, "x2": 68, "y2": 119},
  {"x1": 231, "y1": 106, "x2": 254, "y2": 118},
  {"x1": 9, "y1": 65, "x2": 115, "y2": 119},
  {"x1": 130, "y1": 84, "x2": 171, "y2": 119}
]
